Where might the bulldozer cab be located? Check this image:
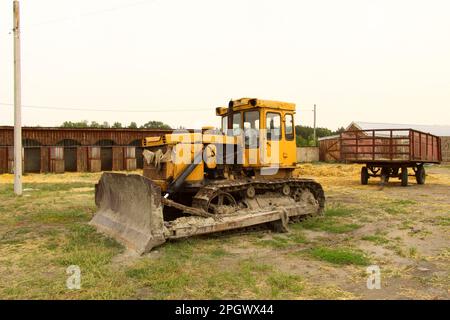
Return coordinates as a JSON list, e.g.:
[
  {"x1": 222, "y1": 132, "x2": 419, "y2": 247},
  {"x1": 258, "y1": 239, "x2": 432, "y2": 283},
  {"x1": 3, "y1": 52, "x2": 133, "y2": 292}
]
[{"x1": 216, "y1": 98, "x2": 297, "y2": 169}]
